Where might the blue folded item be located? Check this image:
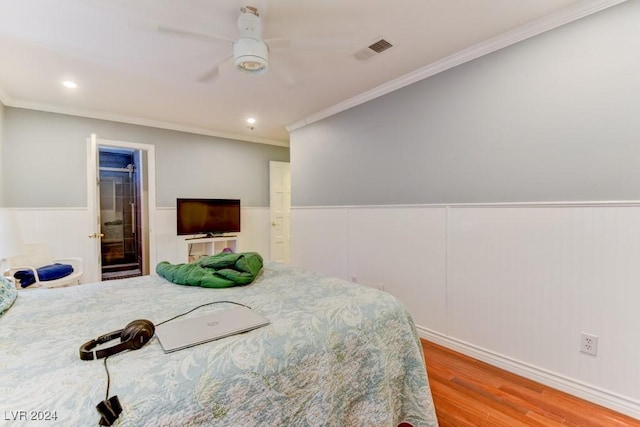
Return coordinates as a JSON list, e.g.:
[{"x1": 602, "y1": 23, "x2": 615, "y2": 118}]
[{"x1": 14, "y1": 263, "x2": 74, "y2": 288}]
